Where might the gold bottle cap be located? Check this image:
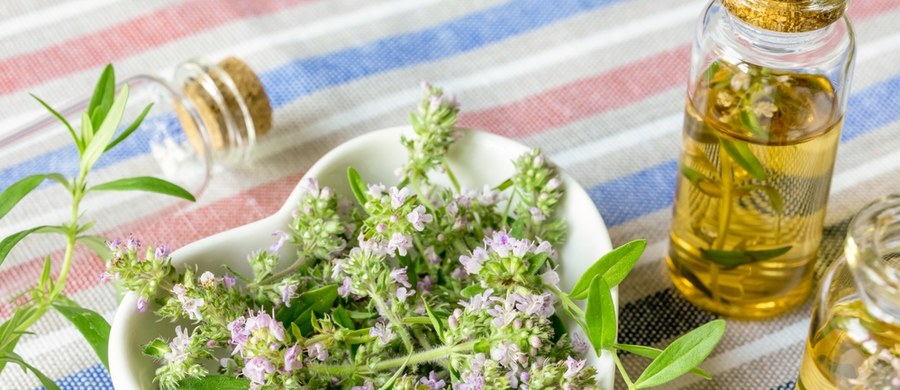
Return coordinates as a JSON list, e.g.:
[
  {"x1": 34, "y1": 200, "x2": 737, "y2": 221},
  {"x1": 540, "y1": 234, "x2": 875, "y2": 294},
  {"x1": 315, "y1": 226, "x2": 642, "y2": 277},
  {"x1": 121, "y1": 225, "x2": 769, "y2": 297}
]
[
  {"x1": 177, "y1": 56, "x2": 273, "y2": 154},
  {"x1": 720, "y1": 0, "x2": 848, "y2": 33}
]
